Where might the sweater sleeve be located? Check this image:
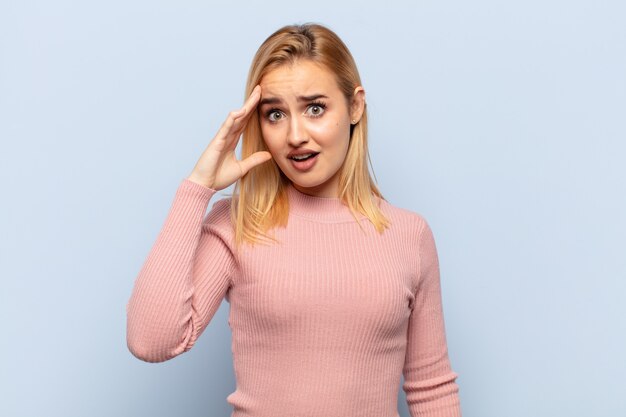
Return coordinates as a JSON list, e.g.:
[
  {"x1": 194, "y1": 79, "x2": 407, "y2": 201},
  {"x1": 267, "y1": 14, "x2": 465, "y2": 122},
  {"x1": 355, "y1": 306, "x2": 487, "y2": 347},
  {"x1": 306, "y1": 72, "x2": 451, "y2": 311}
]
[
  {"x1": 126, "y1": 178, "x2": 237, "y2": 363},
  {"x1": 402, "y1": 217, "x2": 462, "y2": 417}
]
